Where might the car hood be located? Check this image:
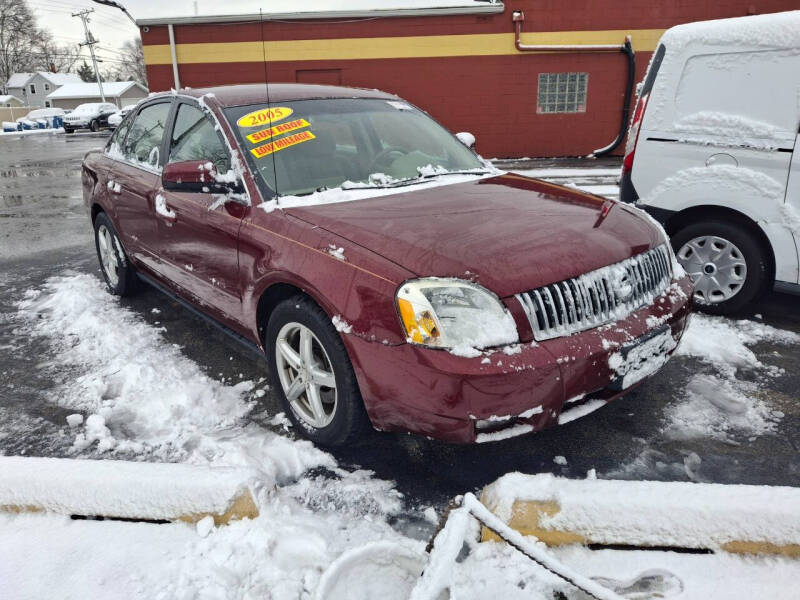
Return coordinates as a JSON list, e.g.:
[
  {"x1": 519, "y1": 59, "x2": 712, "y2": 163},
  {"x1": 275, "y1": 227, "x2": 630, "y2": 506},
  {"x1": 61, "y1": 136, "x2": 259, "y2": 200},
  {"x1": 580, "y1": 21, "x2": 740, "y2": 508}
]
[{"x1": 284, "y1": 174, "x2": 665, "y2": 298}]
